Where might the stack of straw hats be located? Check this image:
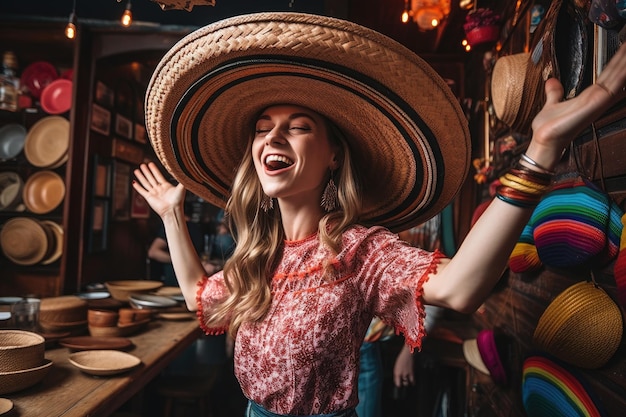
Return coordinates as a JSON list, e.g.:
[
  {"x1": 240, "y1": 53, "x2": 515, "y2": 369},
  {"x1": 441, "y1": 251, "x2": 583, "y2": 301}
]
[
  {"x1": 23, "y1": 116, "x2": 70, "y2": 169},
  {"x1": 0, "y1": 330, "x2": 53, "y2": 394},
  {"x1": 0, "y1": 217, "x2": 63, "y2": 266}
]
